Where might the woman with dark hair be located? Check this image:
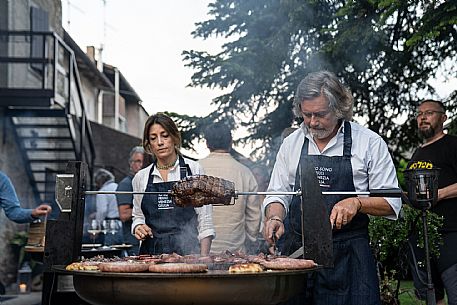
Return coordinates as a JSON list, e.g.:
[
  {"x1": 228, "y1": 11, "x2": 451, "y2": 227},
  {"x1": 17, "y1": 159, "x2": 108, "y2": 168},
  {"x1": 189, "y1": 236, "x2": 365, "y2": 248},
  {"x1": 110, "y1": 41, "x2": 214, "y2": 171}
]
[{"x1": 131, "y1": 113, "x2": 215, "y2": 255}]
